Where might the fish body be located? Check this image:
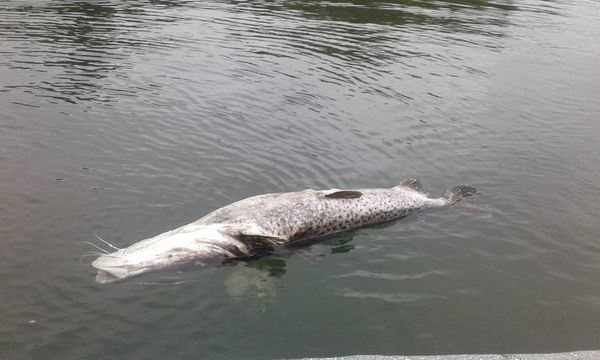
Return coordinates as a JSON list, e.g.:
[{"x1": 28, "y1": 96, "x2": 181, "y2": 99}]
[{"x1": 91, "y1": 179, "x2": 475, "y2": 283}]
